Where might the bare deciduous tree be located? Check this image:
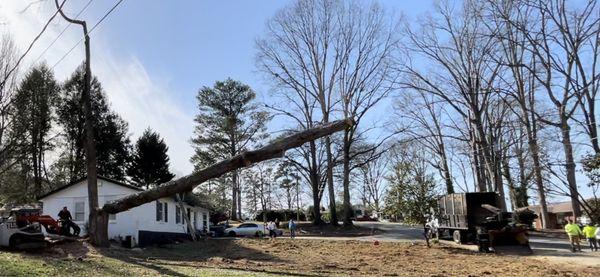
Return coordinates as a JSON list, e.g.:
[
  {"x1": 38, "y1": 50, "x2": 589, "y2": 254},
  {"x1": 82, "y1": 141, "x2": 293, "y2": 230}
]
[{"x1": 401, "y1": 0, "x2": 508, "y2": 210}]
